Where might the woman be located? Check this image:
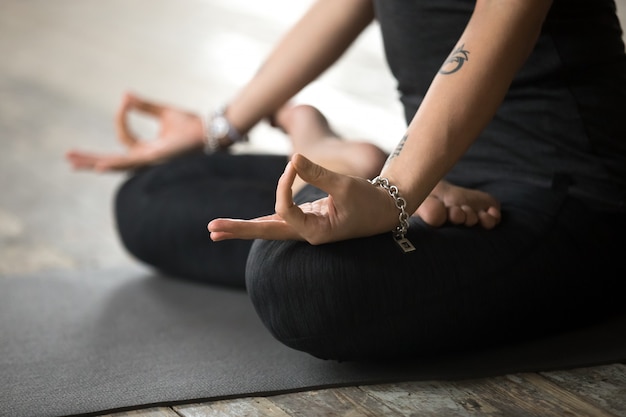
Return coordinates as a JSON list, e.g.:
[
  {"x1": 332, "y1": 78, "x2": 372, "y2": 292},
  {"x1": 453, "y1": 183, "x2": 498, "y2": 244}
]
[{"x1": 68, "y1": 0, "x2": 626, "y2": 361}]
